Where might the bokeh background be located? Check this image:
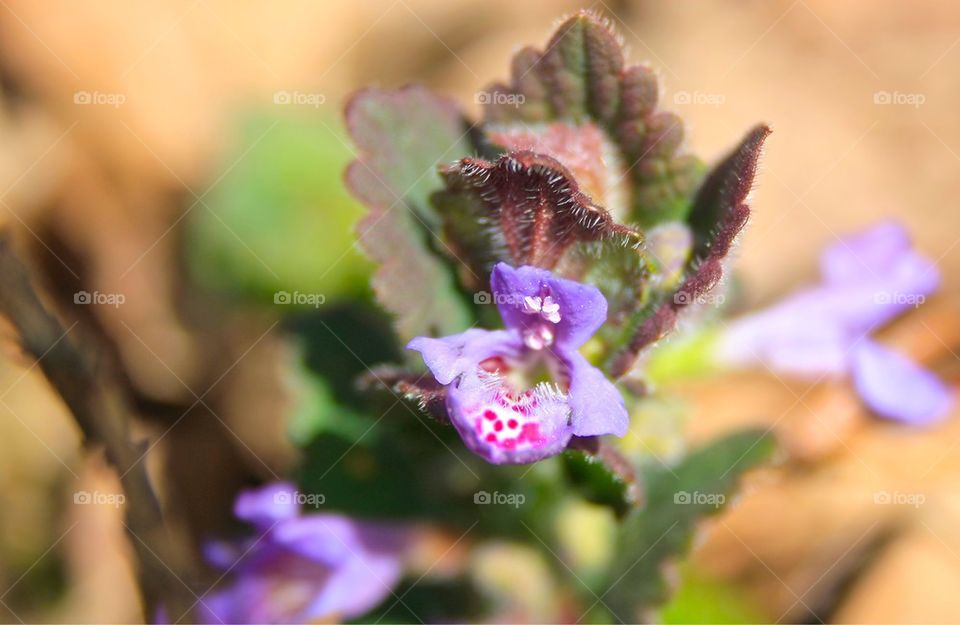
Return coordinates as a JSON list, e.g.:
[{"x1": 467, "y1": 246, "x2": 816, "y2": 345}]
[{"x1": 0, "y1": 0, "x2": 958, "y2": 622}]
